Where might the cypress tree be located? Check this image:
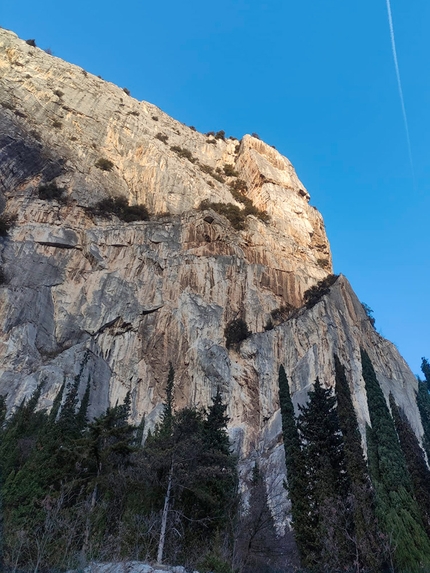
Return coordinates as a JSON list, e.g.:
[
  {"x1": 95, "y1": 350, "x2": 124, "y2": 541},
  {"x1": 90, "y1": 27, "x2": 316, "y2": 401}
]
[
  {"x1": 390, "y1": 393, "x2": 430, "y2": 537},
  {"x1": 361, "y1": 348, "x2": 430, "y2": 571},
  {"x1": 76, "y1": 378, "x2": 91, "y2": 431},
  {"x1": 277, "y1": 365, "x2": 312, "y2": 565},
  {"x1": 417, "y1": 358, "x2": 430, "y2": 461},
  {"x1": 334, "y1": 355, "x2": 383, "y2": 572},
  {"x1": 49, "y1": 379, "x2": 65, "y2": 424},
  {"x1": 416, "y1": 381, "x2": 430, "y2": 461}
]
